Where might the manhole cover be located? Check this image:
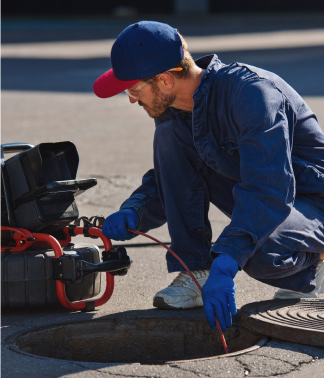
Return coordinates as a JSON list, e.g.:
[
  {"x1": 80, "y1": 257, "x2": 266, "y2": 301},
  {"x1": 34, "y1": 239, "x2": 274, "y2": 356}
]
[
  {"x1": 7, "y1": 316, "x2": 267, "y2": 364},
  {"x1": 241, "y1": 298, "x2": 324, "y2": 347}
]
